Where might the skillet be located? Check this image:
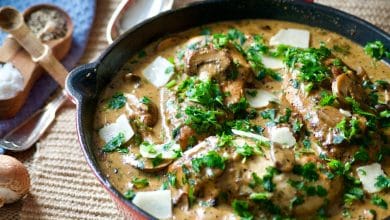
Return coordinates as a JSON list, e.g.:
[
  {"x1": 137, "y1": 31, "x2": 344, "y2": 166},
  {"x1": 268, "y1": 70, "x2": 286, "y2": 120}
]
[{"x1": 65, "y1": 0, "x2": 390, "y2": 218}]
